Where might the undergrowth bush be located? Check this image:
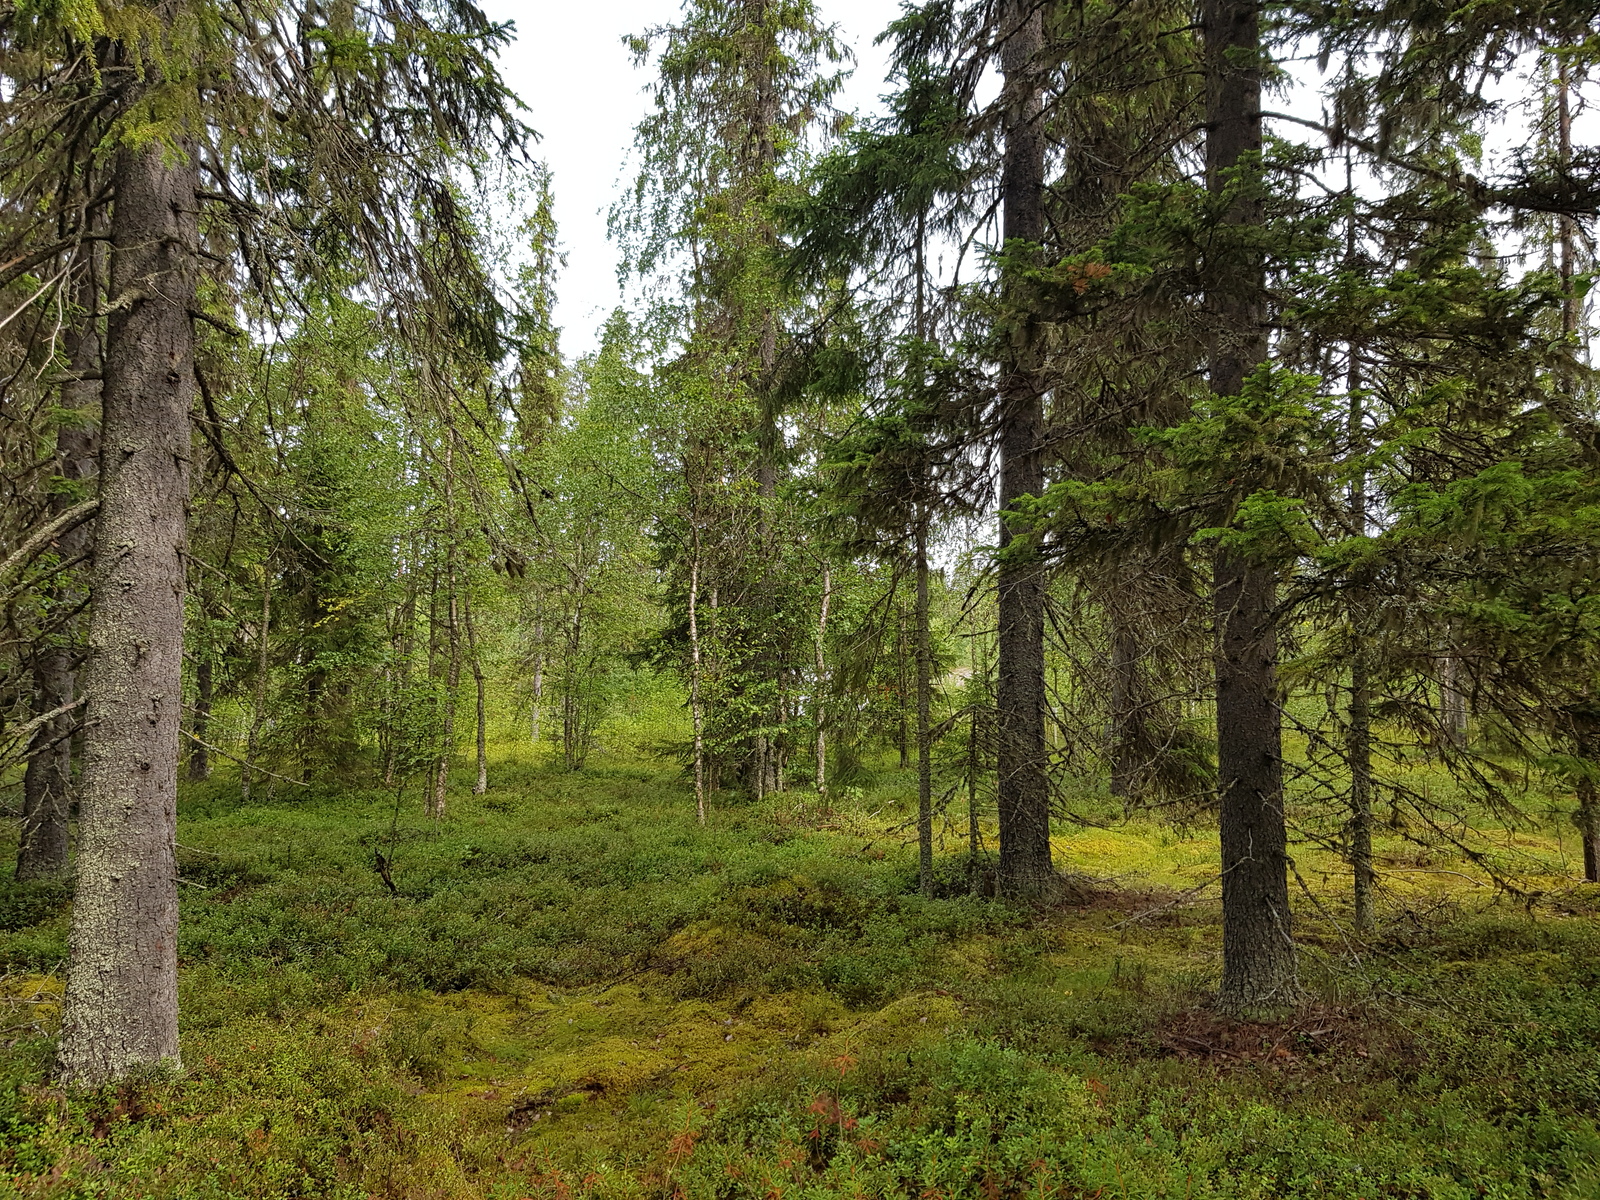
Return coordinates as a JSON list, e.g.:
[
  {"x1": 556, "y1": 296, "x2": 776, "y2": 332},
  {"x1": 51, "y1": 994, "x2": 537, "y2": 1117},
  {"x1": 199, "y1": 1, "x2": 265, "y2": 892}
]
[{"x1": 0, "y1": 758, "x2": 1597, "y2": 1198}]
